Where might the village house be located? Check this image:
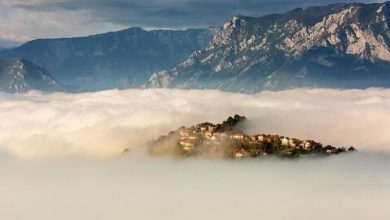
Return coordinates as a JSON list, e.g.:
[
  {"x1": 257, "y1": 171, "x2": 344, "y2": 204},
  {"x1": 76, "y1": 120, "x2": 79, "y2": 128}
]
[
  {"x1": 302, "y1": 140, "x2": 316, "y2": 150},
  {"x1": 179, "y1": 140, "x2": 196, "y2": 152},
  {"x1": 249, "y1": 138, "x2": 258, "y2": 144},
  {"x1": 188, "y1": 133, "x2": 198, "y2": 140},
  {"x1": 281, "y1": 137, "x2": 289, "y2": 146},
  {"x1": 212, "y1": 133, "x2": 225, "y2": 144},
  {"x1": 231, "y1": 131, "x2": 245, "y2": 140},
  {"x1": 263, "y1": 135, "x2": 279, "y2": 143},
  {"x1": 233, "y1": 148, "x2": 249, "y2": 159},
  {"x1": 288, "y1": 138, "x2": 300, "y2": 147},
  {"x1": 208, "y1": 125, "x2": 216, "y2": 132},
  {"x1": 197, "y1": 122, "x2": 216, "y2": 132},
  {"x1": 183, "y1": 144, "x2": 195, "y2": 152},
  {"x1": 204, "y1": 131, "x2": 213, "y2": 139},
  {"x1": 325, "y1": 146, "x2": 338, "y2": 154},
  {"x1": 251, "y1": 134, "x2": 265, "y2": 141}
]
